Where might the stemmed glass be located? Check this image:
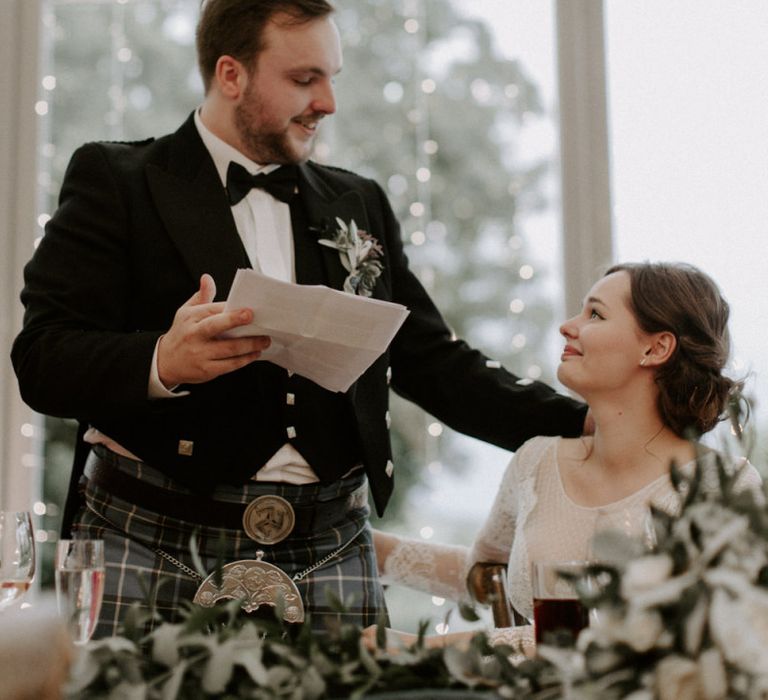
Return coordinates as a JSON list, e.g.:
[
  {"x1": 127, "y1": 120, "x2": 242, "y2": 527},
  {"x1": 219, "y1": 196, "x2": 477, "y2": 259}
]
[
  {"x1": 0, "y1": 510, "x2": 36, "y2": 611},
  {"x1": 55, "y1": 539, "x2": 105, "y2": 645}
]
